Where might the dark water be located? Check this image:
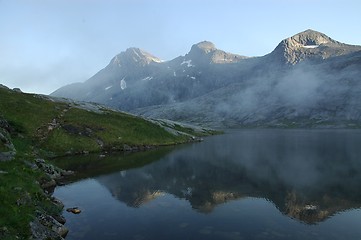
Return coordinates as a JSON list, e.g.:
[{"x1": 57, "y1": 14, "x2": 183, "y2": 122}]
[{"x1": 53, "y1": 130, "x2": 361, "y2": 240}]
